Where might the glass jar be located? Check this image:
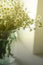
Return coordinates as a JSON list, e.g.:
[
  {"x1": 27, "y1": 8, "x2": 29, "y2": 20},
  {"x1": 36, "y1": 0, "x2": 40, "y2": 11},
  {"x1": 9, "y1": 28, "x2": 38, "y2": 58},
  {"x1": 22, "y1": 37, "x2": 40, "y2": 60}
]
[{"x1": 0, "y1": 39, "x2": 15, "y2": 65}]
